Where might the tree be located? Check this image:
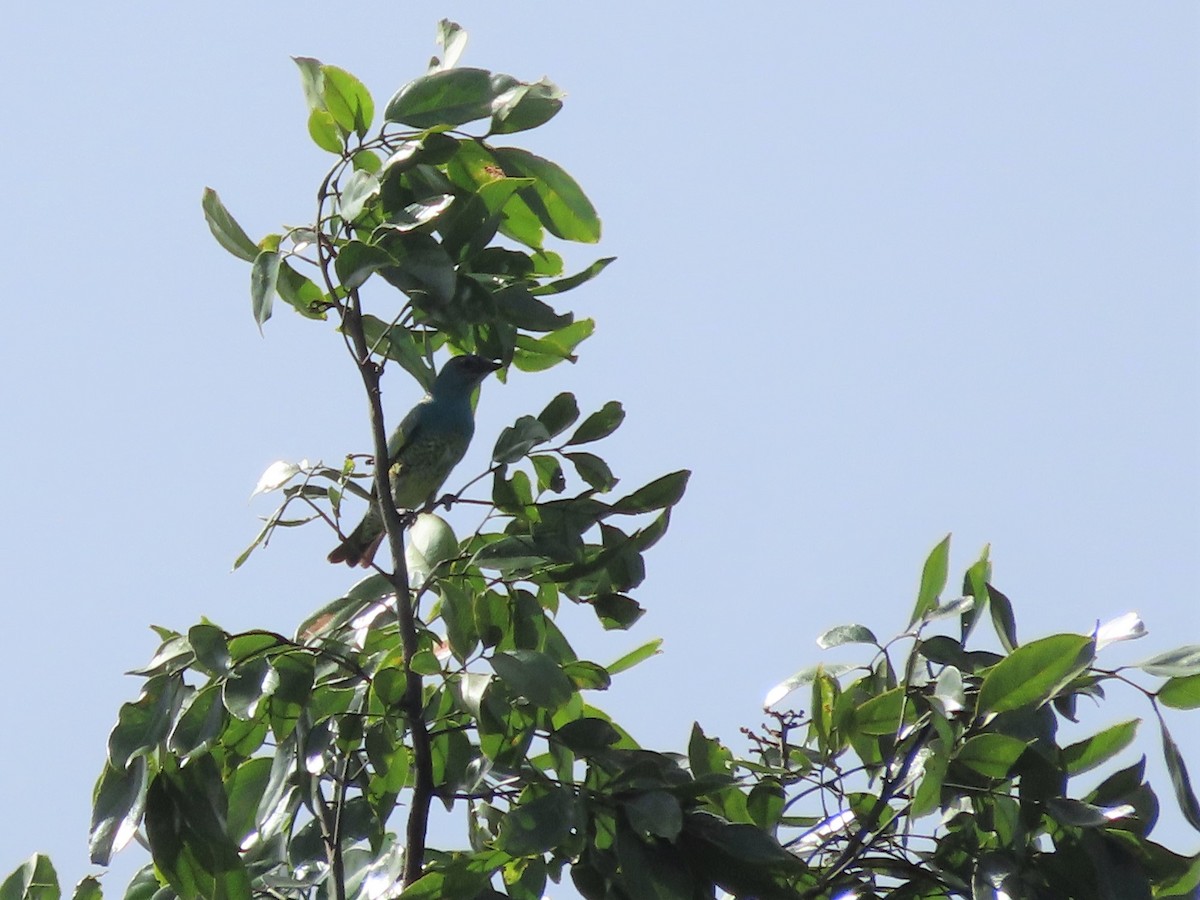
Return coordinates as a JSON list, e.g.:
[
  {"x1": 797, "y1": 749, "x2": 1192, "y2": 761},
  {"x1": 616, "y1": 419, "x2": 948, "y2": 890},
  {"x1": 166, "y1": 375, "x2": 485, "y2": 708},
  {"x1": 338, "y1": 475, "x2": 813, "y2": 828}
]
[{"x1": 4, "y1": 21, "x2": 1198, "y2": 900}]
